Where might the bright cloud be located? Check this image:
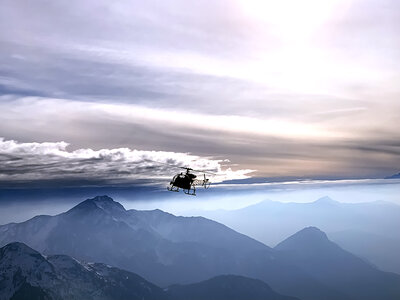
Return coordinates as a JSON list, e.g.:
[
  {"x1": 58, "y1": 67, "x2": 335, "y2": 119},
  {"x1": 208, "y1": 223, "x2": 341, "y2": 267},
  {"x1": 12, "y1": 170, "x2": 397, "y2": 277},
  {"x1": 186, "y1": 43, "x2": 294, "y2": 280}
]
[
  {"x1": 0, "y1": 138, "x2": 253, "y2": 188},
  {"x1": 8, "y1": 96, "x2": 344, "y2": 139}
]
